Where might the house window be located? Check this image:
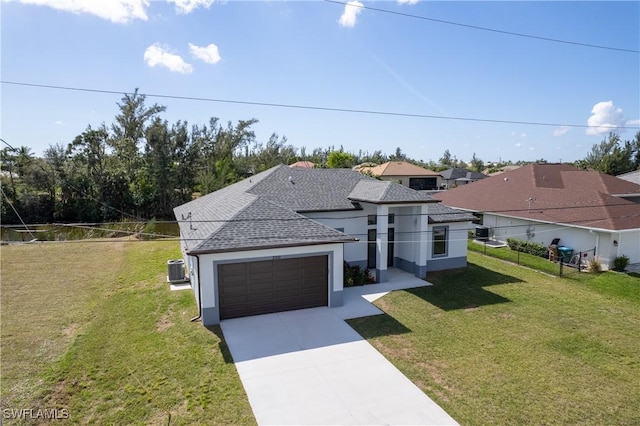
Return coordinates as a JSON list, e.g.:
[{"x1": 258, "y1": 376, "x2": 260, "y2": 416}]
[
  {"x1": 368, "y1": 215, "x2": 377, "y2": 225},
  {"x1": 433, "y1": 226, "x2": 448, "y2": 257},
  {"x1": 388, "y1": 213, "x2": 395, "y2": 224},
  {"x1": 409, "y1": 177, "x2": 437, "y2": 190}
]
